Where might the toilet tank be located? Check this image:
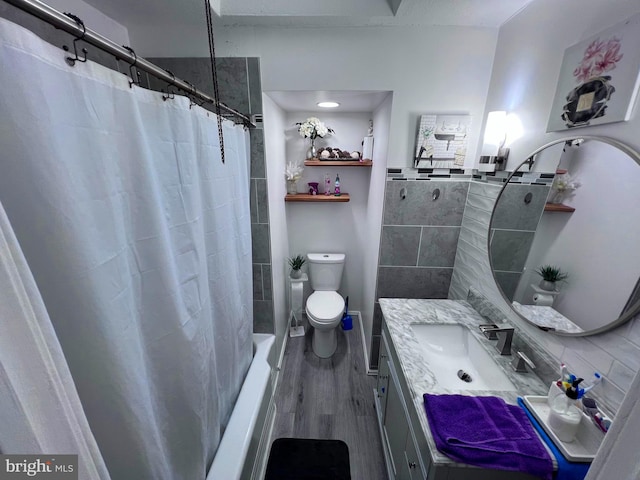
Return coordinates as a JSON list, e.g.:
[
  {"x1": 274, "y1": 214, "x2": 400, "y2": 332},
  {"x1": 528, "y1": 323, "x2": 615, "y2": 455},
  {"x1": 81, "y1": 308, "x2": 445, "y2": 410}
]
[{"x1": 307, "y1": 253, "x2": 345, "y2": 291}]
